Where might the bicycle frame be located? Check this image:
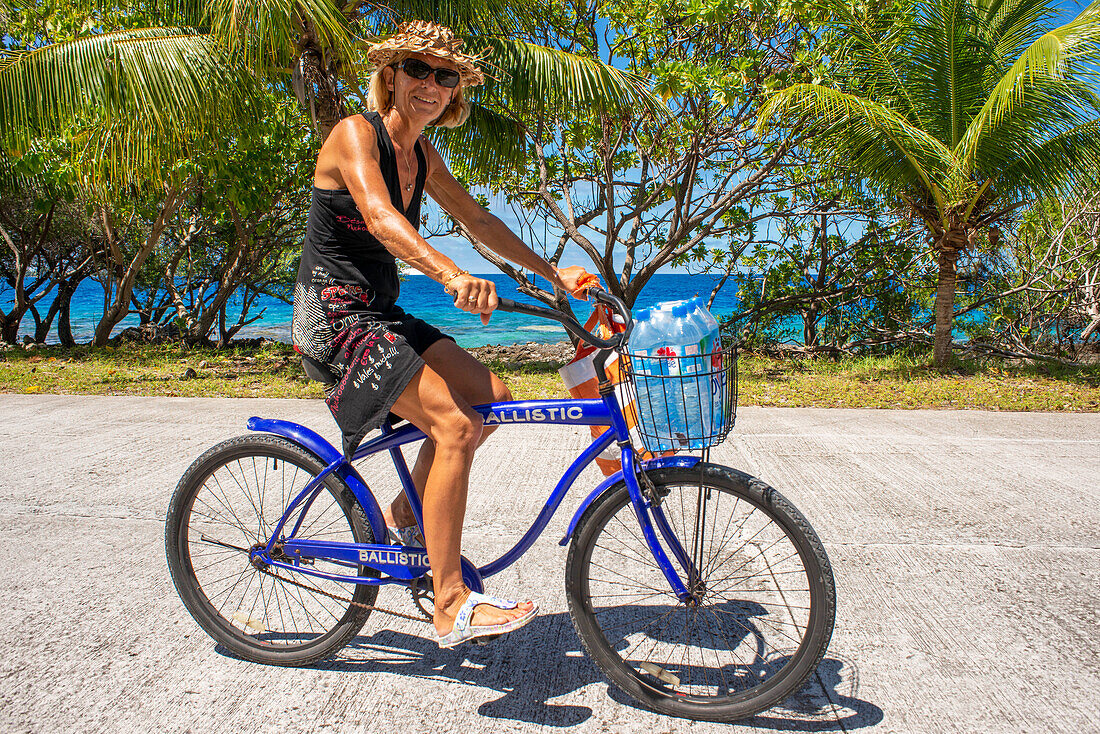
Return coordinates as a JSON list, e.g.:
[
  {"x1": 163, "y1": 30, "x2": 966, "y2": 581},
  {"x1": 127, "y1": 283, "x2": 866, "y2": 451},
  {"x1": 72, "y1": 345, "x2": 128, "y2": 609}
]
[{"x1": 247, "y1": 382, "x2": 702, "y2": 603}]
